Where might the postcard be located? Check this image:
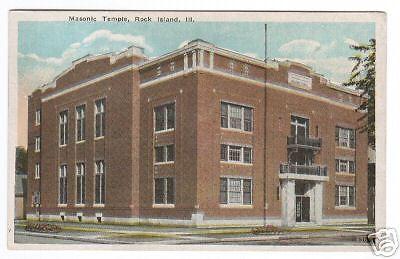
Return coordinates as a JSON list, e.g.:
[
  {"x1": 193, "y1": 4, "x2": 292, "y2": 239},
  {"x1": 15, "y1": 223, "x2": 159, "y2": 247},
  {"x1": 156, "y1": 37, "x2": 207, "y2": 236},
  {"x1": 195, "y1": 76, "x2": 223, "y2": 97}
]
[{"x1": 8, "y1": 10, "x2": 388, "y2": 254}]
